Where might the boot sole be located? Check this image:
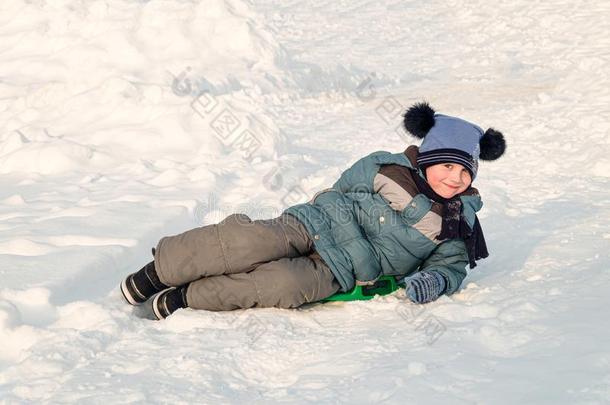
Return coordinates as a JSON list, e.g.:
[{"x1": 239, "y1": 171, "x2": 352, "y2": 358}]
[
  {"x1": 151, "y1": 290, "x2": 165, "y2": 320},
  {"x1": 120, "y1": 278, "x2": 142, "y2": 306}
]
